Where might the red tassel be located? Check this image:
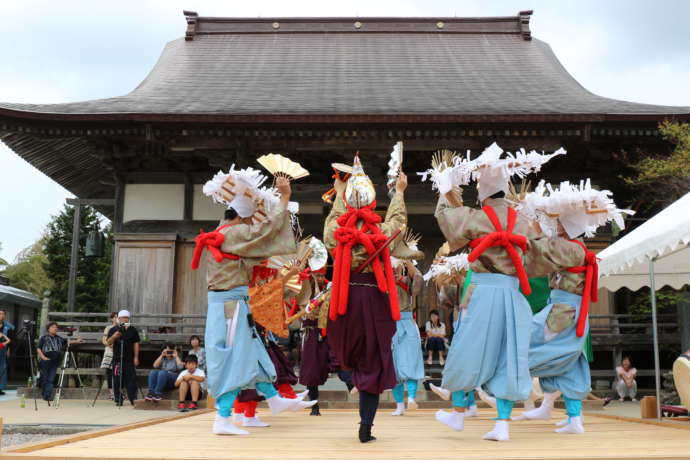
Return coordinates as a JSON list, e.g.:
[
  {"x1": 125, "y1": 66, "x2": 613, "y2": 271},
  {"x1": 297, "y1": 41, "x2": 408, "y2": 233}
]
[{"x1": 329, "y1": 201, "x2": 400, "y2": 321}]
